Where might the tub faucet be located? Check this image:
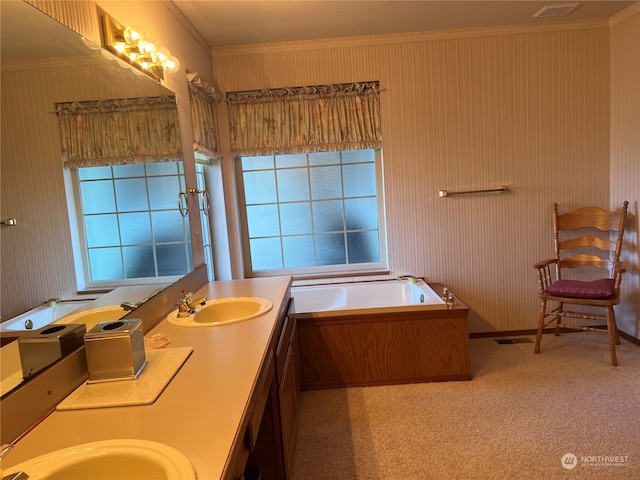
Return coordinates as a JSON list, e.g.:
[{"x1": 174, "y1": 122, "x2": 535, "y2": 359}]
[
  {"x1": 442, "y1": 287, "x2": 455, "y2": 306},
  {"x1": 45, "y1": 298, "x2": 61, "y2": 307},
  {"x1": 397, "y1": 275, "x2": 418, "y2": 284}
]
